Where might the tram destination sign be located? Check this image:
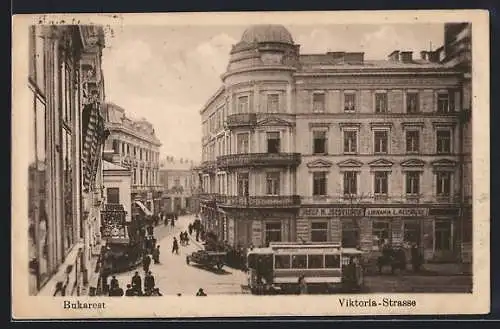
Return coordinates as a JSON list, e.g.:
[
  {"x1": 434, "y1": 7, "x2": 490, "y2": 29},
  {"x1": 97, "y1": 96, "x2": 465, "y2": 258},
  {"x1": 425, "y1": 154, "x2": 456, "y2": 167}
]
[{"x1": 300, "y1": 207, "x2": 429, "y2": 217}]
